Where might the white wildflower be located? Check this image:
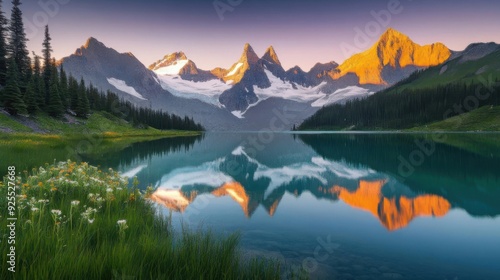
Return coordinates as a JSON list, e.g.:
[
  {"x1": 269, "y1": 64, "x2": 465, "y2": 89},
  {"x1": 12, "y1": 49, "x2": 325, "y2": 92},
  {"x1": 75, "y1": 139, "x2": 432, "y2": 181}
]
[
  {"x1": 31, "y1": 207, "x2": 39, "y2": 212},
  {"x1": 106, "y1": 188, "x2": 113, "y2": 193},
  {"x1": 71, "y1": 200, "x2": 80, "y2": 206},
  {"x1": 90, "y1": 177, "x2": 105, "y2": 184},
  {"x1": 51, "y1": 209, "x2": 62, "y2": 216}
]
